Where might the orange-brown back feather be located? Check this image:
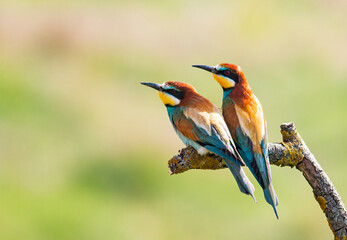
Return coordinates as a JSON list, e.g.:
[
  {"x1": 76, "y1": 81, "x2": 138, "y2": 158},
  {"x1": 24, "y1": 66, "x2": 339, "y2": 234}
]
[
  {"x1": 223, "y1": 68, "x2": 264, "y2": 153},
  {"x1": 174, "y1": 116, "x2": 199, "y2": 141}
]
